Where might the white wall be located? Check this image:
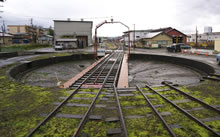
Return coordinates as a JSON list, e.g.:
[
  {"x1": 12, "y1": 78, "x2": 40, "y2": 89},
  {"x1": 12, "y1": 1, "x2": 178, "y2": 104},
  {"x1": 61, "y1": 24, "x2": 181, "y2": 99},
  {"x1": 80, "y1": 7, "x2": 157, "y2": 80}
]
[
  {"x1": 54, "y1": 21, "x2": 93, "y2": 46},
  {"x1": 215, "y1": 39, "x2": 220, "y2": 52}
]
